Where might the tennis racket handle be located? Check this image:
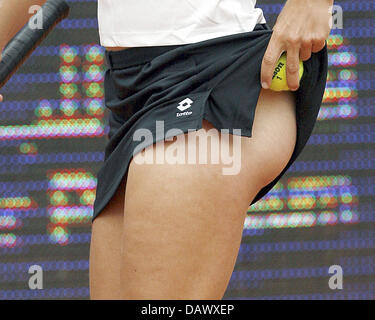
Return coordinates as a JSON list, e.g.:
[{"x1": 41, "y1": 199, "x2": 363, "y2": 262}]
[{"x1": 0, "y1": 0, "x2": 70, "y2": 89}]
